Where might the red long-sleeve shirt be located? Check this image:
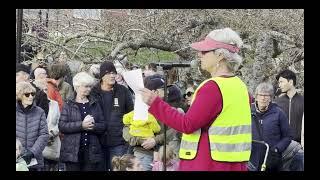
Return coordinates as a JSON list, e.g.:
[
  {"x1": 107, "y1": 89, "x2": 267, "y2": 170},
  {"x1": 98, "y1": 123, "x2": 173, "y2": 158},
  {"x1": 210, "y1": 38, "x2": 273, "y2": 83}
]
[
  {"x1": 47, "y1": 79, "x2": 63, "y2": 112},
  {"x1": 149, "y1": 80, "x2": 248, "y2": 171}
]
